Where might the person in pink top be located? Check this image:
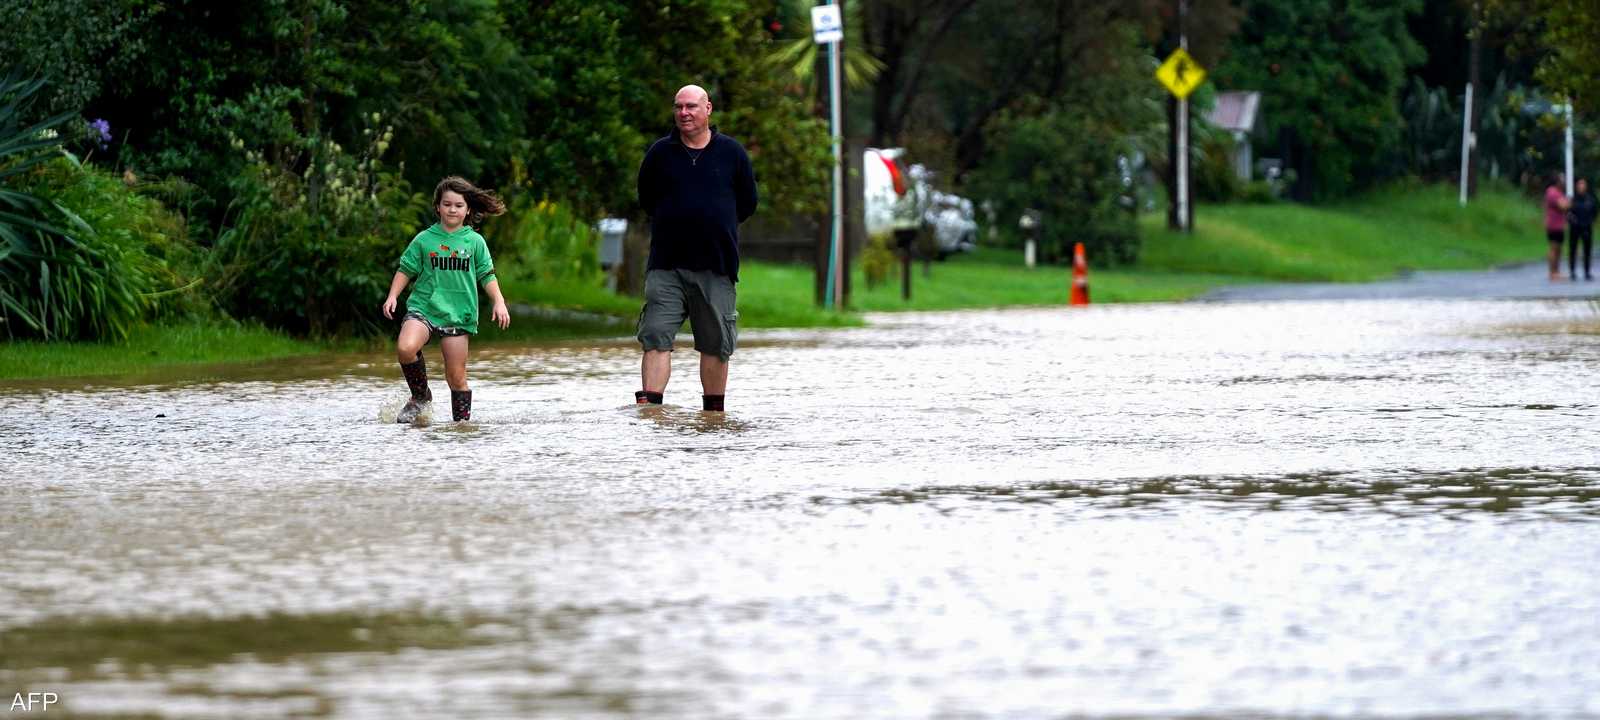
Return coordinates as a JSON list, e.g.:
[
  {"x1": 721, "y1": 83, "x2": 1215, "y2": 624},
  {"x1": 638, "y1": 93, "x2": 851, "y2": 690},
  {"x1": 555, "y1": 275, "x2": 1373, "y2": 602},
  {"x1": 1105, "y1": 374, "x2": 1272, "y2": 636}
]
[{"x1": 1545, "y1": 172, "x2": 1571, "y2": 281}]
